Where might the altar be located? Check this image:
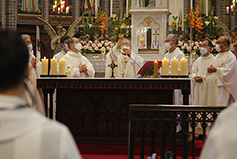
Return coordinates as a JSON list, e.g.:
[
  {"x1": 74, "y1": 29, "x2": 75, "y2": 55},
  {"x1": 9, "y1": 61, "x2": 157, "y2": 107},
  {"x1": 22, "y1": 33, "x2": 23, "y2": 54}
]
[{"x1": 37, "y1": 78, "x2": 191, "y2": 145}]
